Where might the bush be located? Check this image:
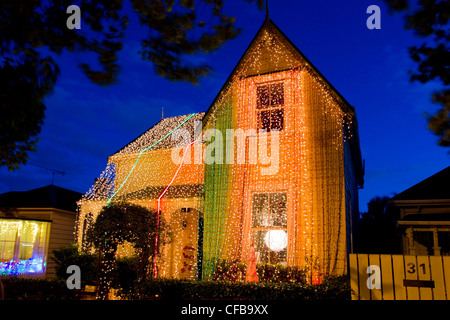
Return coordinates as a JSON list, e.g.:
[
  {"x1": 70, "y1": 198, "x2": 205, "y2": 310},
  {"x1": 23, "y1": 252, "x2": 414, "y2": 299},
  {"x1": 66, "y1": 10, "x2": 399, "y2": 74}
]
[
  {"x1": 0, "y1": 278, "x2": 80, "y2": 300},
  {"x1": 112, "y1": 256, "x2": 139, "y2": 298},
  {"x1": 51, "y1": 243, "x2": 97, "y2": 286},
  {"x1": 51, "y1": 243, "x2": 142, "y2": 287},
  {"x1": 212, "y1": 260, "x2": 246, "y2": 282},
  {"x1": 211, "y1": 260, "x2": 307, "y2": 284},
  {"x1": 257, "y1": 264, "x2": 306, "y2": 284},
  {"x1": 139, "y1": 275, "x2": 350, "y2": 301},
  {"x1": 0, "y1": 274, "x2": 350, "y2": 300}
]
